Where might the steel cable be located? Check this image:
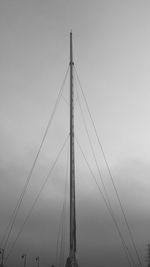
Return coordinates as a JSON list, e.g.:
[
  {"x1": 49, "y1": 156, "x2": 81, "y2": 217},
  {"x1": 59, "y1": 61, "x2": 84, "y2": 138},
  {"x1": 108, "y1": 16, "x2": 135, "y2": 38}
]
[
  {"x1": 1, "y1": 67, "x2": 69, "y2": 251},
  {"x1": 74, "y1": 67, "x2": 143, "y2": 267},
  {"x1": 4, "y1": 135, "x2": 69, "y2": 265},
  {"x1": 75, "y1": 138, "x2": 136, "y2": 267}
]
